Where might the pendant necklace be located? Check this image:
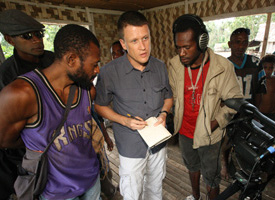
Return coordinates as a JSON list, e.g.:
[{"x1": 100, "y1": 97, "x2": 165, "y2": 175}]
[
  {"x1": 187, "y1": 54, "x2": 208, "y2": 111},
  {"x1": 188, "y1": 65, "x2": 203, "y2": 111}
]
